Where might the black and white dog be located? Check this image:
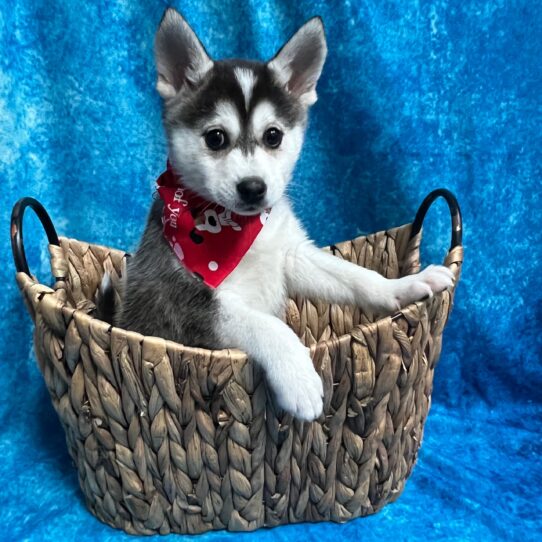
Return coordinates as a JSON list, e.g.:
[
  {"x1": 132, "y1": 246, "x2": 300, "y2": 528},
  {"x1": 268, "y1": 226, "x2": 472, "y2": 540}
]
[{"x1": 106, "y1": 8, "x2": 454, "y2": 421}]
